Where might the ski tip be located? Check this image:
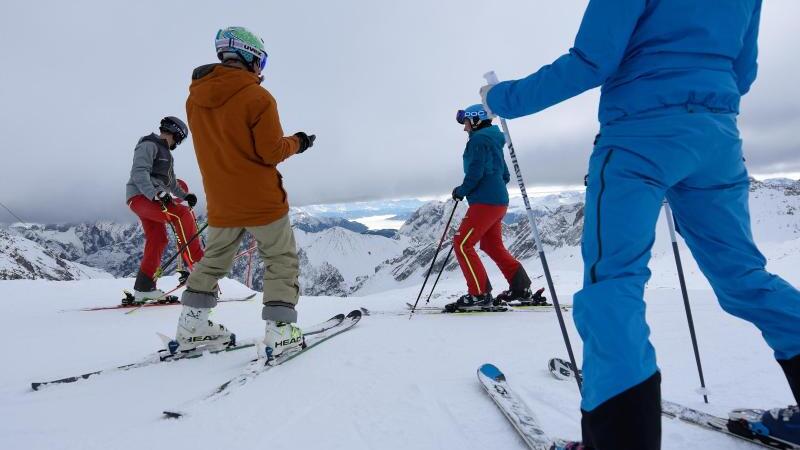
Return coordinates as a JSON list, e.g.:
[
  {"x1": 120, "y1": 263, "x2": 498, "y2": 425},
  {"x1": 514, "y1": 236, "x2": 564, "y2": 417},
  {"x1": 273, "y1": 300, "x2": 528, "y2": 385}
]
[
  {"x1": 478, "y1": 363, "x2": 506, "y2": 382},
  {"x1": 162, "y1": 410, "x2": 186, "y2": 419},
  {"x1": 346, "y1": 309, "x2": 363, "y2": 320},
  {"x1": 359, "y1": 307, "x2": 371, "y2": 316}
]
